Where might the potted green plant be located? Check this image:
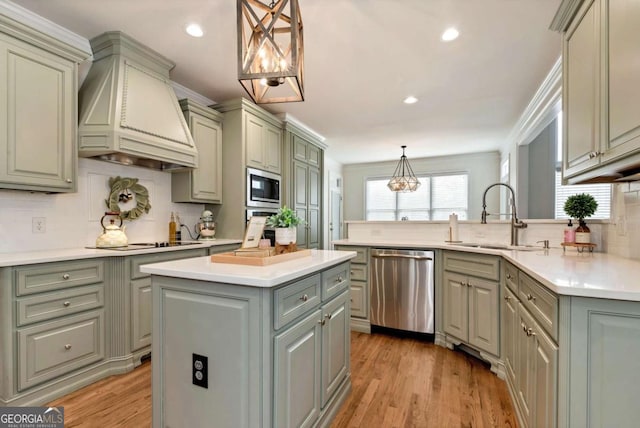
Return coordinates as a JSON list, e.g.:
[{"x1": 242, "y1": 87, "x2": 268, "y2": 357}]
[
  {"x1": 266, "y1": 206, "x2": 305, "y2": 245},
  {"x1": 563, "y1": 193, "x2": 598, "y2": 244}
]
